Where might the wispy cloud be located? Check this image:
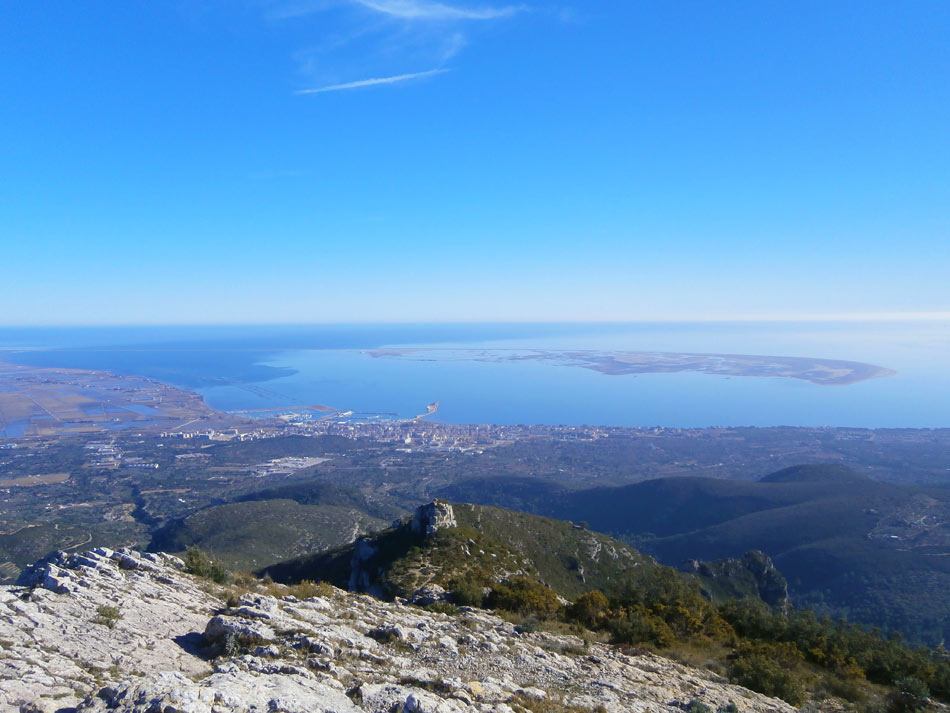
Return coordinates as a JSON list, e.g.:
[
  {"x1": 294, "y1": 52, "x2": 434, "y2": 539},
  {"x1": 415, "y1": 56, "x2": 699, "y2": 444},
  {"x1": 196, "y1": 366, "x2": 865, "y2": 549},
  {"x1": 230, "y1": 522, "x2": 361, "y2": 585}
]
[
  {"x1": 352, "y1": 0, "x2": 523, "y2": 21},
  {"x1": 296, "y1": 67, "x2": 448, "y2": 93},
  {"x1": 272, "y1": 0, "x2": 525, "y2": 94}
]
